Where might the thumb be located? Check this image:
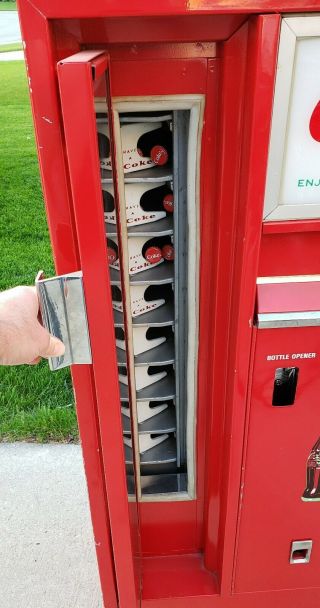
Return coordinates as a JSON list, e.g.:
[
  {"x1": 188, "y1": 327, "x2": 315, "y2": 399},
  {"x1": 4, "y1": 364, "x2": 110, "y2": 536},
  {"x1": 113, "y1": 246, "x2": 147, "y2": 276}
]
[{"x1": 41, "y1": 334, "x2": 65, "y2": 358}]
